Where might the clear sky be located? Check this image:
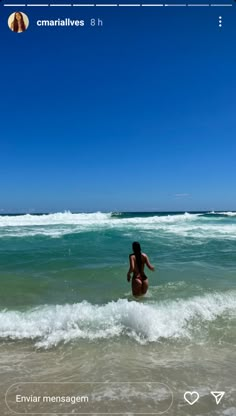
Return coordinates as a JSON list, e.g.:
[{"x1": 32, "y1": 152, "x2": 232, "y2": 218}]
[{"x1": 0, "y1": 5, "x2": 236, "y2": 212}]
